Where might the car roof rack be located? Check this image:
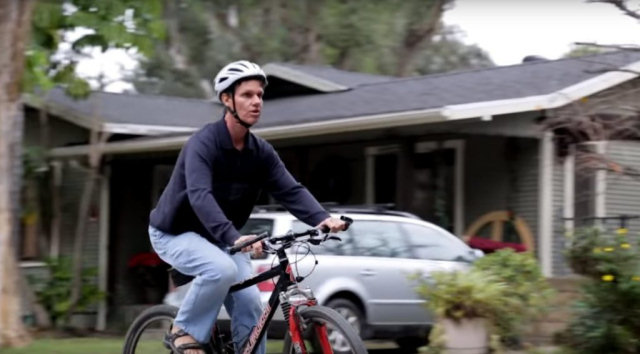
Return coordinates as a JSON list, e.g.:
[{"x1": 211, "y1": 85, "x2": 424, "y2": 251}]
[
  {"x1": 324, "y1": 203, "x2": 422, "y2": 220},
  {"x1": 252, "y1": 204, "x2": 287, "y2": 213},
  {"x1": 252, "y1": 203, "x2": 422, "y2": 220}
]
